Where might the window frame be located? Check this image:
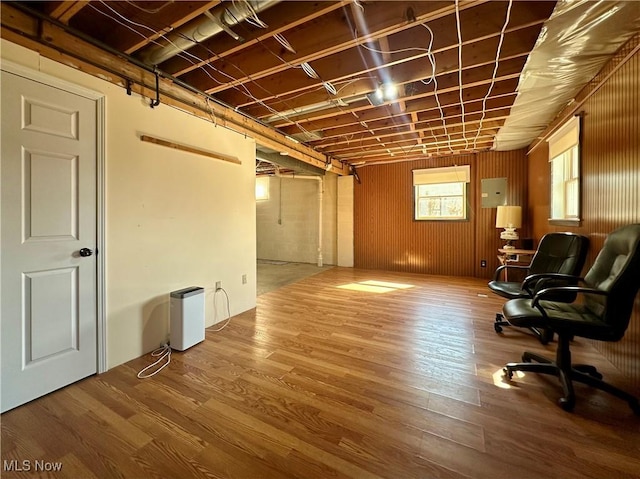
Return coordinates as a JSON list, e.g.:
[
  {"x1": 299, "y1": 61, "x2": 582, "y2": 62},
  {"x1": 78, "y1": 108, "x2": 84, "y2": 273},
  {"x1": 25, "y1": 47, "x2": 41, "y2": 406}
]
[
  {"x1": 547, "y1": 115, "x2": 581, "y2": 225},
  {"x1": 412, "y1": 165, "x2": 470, "y2": 221}
]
